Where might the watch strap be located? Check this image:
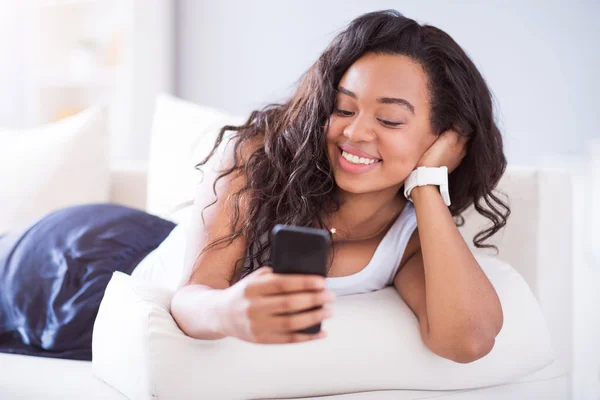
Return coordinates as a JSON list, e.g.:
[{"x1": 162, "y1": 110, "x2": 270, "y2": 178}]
[{"x1": 403, "y1": 166, "x2": 451, "y2": 206}]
